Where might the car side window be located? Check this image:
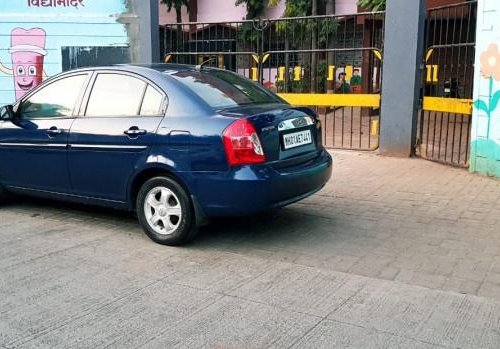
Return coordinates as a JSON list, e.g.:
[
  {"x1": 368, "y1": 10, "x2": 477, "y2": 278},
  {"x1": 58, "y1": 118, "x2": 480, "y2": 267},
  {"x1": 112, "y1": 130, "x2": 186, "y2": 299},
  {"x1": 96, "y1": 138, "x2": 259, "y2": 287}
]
[
  {"x1": 86, "y1": 73, "x2": 146, "y2": 117},
  {"x1": 140, "y1": 85, "x2": 164, "y2": 116},
  {"x1": 20, "y1": 74, "x2": 87, "y2": 119}
]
